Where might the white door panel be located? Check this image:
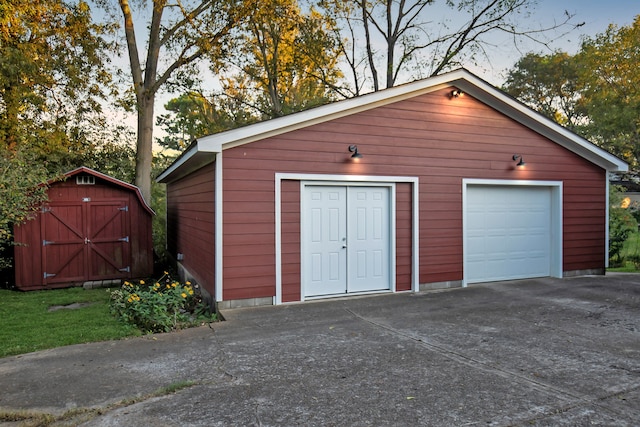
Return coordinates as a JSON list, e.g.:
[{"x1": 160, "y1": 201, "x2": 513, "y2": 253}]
[
  {"x1": 303, "y1": 185, "x2": 391, "y2": 298},
  {"x1": 305, "y1": 187, "x2": 347, "y2": 296},
  {"x1": 348, "y1": 187, "x2": 390, "y2": 292}
]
